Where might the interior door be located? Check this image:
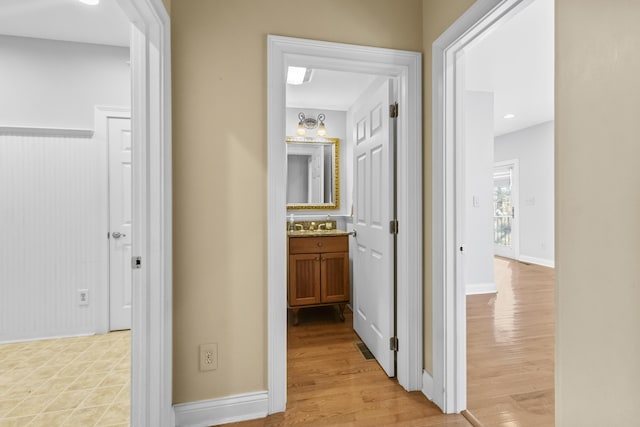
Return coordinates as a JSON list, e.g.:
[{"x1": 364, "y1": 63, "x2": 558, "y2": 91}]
[
  {"x1": 108, "y1": 116, "x2": 132, "y2": 331},
  {"x1": 351, "y1": 79, "x2": 396, "y2": 376},
  {"x1": 493, "y1": 161, "x2": 518, "y2": 259}
]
